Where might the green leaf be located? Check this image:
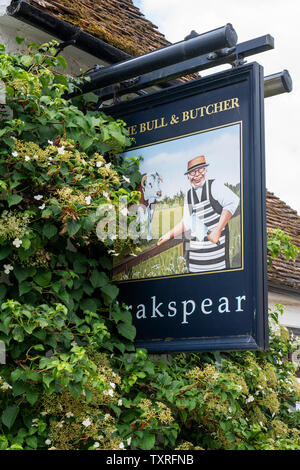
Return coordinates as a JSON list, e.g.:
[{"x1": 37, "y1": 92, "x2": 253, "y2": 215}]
[
  {"x1": 7, "y1": 194, "x2": 22, "y2": 207},
  {"x1": 34, "y1": 270, "x2": 52, "y2": 287},
  {"x1": 0, "y1": 246, "x2": 11, "y2": 260},
  {"x1": 26, "y1": 436, "x2": 37, "y2": 450},
  {"x1": 140, "y1": 432, "x2": 155, "y2": 450},
  {"x1": 90, "y1": 270, "x2": 109, "y2": 289},
  {"x1": 0, "y1": 435, "x2": 8, "y2": 450},
  {"x1": 42, "y1": 223, "x2": 57, "y2": 239},
  {"x1": 21, "y1": 238, "x2": 31, "y2": 250},
  {"x1": 67, "y1": 220, "x2": 81, "y2": 237},
  {"x1": 117, "y1": 322, "x2": 136, "y2": 341},
  {"x1": 80, "y1": 298, "x2": 98, "y2": 313},
  {"x1": 1, "y1": 406, "x2": 19, "y2": 429},
  {"x1": 19, "y1": 281, "x2": 32, "y2": 296},
  {"x1": 32, "y1": 344, "x2": 45, "y2": 351},
  {"x1": 0, "y1": 284, "x2": 7, "y2": 299},
  {"x1": 68, "y1": 382, "x2": 82, "y2": 399},
  {"x1": 14, "y1": 266, "x2": 35, "y2": 283},
  {"x1": 20, "y1": 55, "x2": 33, "y2": 68},
  {"x1": 111, "y1": 308, "x2": 132, "y2": 324},
  {"x1": 15, "y1": 36, "x2": 26, "y2": 45},
  {"x1": 73, "y1": 260, "x2": 86, "y2": 274},
  {"x1": 101, "y1": 284, "x2": 119, "y2": 302},
  {"x1": 12, "y1": 326, "x2": 24, "y2": 342},
  {"x1": 13, "y1": 381, "x2": 28, "y2": 397},
  {"x1": 26, "y1": 389, "x2": 39, "y2": 406}
]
